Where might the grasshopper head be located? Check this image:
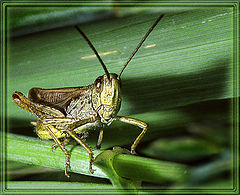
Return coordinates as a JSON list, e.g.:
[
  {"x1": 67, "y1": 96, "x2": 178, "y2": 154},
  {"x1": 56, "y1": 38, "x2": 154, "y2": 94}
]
[{"x1": 92, "y1": 73, "x2": 121, "y2": 124}]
